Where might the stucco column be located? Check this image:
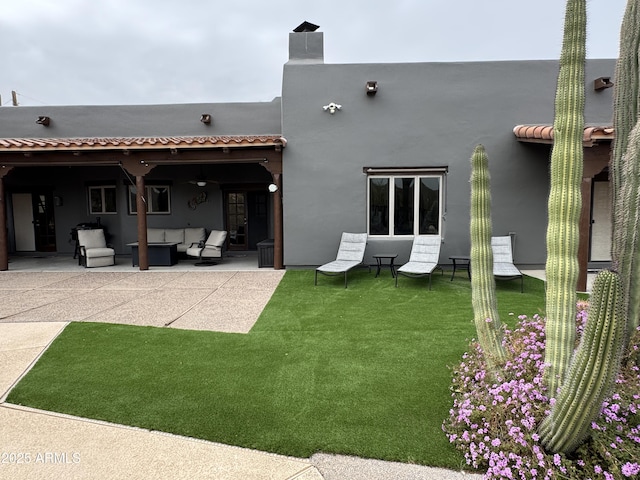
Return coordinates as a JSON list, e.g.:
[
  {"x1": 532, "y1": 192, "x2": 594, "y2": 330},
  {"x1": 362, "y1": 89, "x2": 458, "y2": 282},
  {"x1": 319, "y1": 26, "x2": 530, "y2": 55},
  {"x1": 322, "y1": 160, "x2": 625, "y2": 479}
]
[{"x1": 0, "y1": 166, "x2": 14, "y2": 271}]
